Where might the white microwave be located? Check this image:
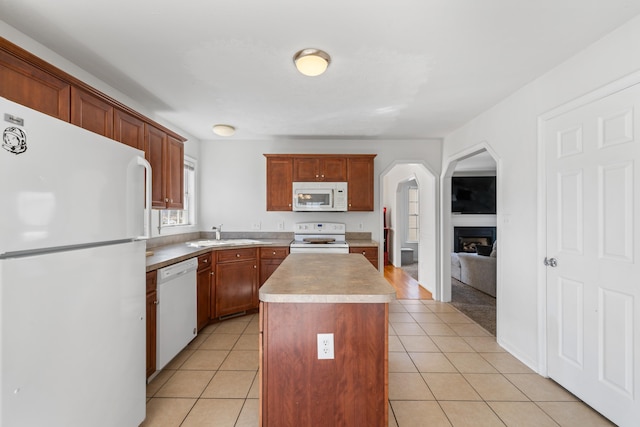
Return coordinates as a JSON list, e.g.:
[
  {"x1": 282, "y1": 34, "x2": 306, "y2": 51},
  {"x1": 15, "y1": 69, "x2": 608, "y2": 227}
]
[{"x1": 292, "y1": 182, "x2": 348, "y2": 212}]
